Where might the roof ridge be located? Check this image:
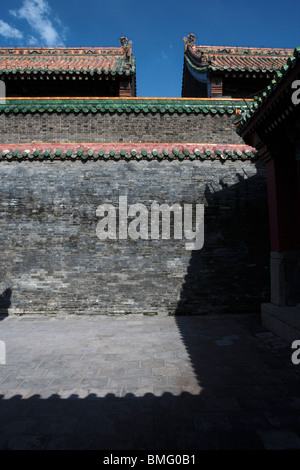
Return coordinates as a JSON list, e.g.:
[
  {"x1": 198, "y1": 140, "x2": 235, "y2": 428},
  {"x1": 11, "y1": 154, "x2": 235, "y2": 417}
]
[{"x1": 189, "y1": 44, "x2": 294, "y2": 53}]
